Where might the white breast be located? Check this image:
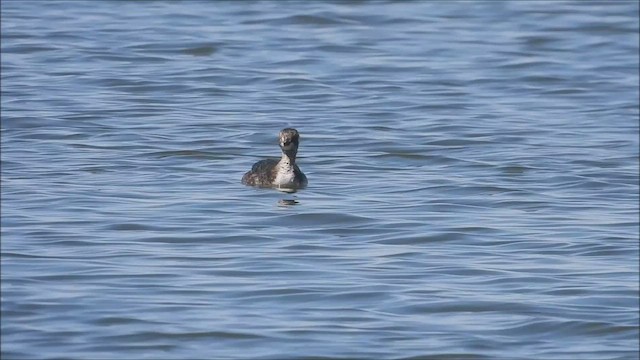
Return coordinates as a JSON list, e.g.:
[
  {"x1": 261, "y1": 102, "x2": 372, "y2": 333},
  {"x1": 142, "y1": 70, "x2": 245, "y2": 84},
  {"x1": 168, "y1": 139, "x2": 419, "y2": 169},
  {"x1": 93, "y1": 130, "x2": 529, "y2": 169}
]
[{"x1": 274, "y1": 169, "x2": 296, "y2": 187}]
